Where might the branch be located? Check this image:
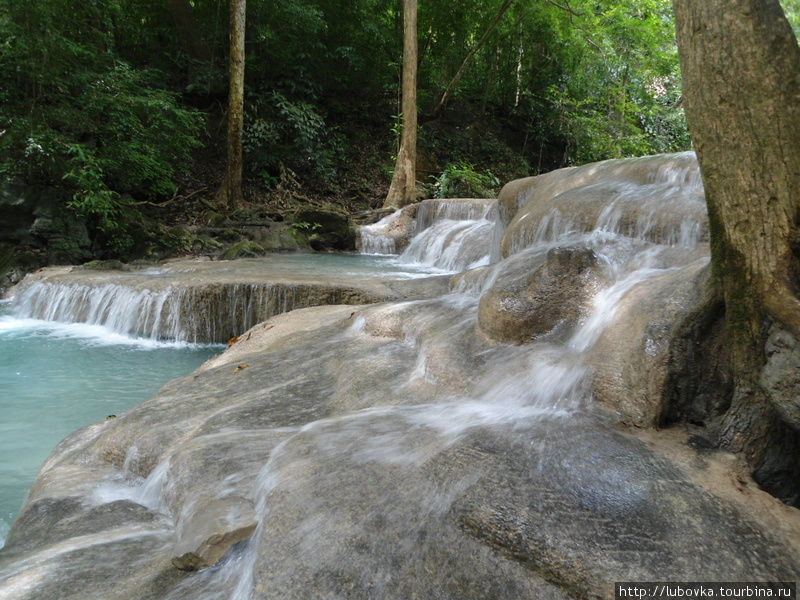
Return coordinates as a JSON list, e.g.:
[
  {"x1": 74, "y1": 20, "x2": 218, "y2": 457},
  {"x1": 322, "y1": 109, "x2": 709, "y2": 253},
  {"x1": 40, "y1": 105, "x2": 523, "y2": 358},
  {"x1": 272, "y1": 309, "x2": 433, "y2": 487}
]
[
  {"x1": 136, "y1": 186, "x2": 208, "y2": 207},
  {"x1": 542, "y1": 0, "x2": 583, "y2": 18}
]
